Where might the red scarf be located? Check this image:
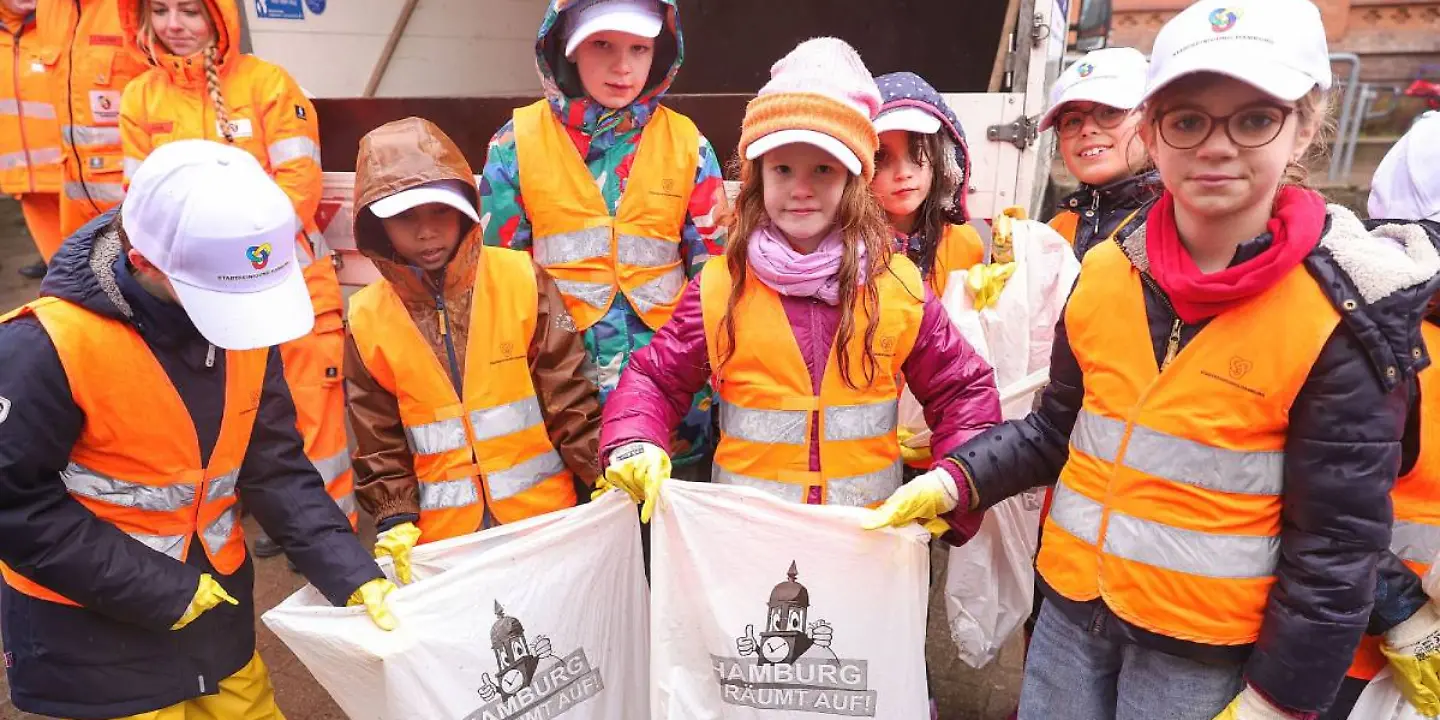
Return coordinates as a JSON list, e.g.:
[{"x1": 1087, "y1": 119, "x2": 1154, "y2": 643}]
[{"x1": 1145, "y1": 186, "x2": 1327, "y2": 324}]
